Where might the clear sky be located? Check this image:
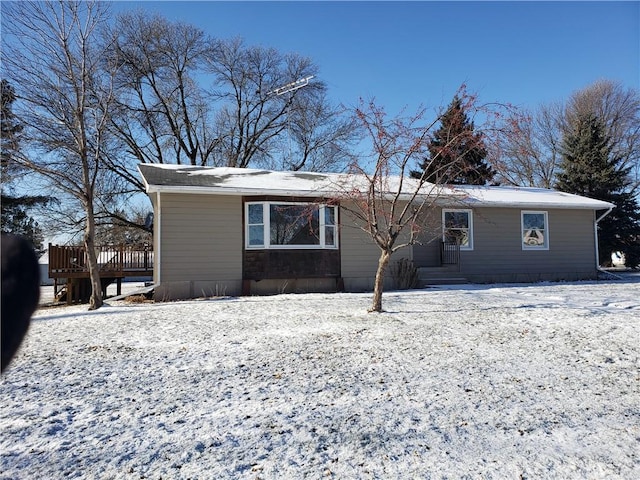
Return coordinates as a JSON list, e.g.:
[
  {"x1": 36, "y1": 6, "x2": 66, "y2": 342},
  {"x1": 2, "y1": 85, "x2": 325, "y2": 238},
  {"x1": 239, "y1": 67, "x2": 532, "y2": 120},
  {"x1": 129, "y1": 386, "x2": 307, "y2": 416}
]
[{"x1": 111, "y1": 0, "x2": 640, "y2": 115}]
